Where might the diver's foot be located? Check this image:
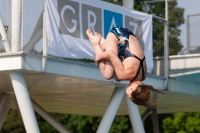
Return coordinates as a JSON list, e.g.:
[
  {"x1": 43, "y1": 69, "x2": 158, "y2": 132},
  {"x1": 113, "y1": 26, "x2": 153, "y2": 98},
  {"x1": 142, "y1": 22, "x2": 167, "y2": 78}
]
[
  {"x1": 86, "y1": 29, "x2": 101, "y2": 46},
  {"x1": 95, "y1": 32, "x2": 106, "y2": 51},
  {"x1": 93, "y1": 55, "x2": 99, "y2": 67}
]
